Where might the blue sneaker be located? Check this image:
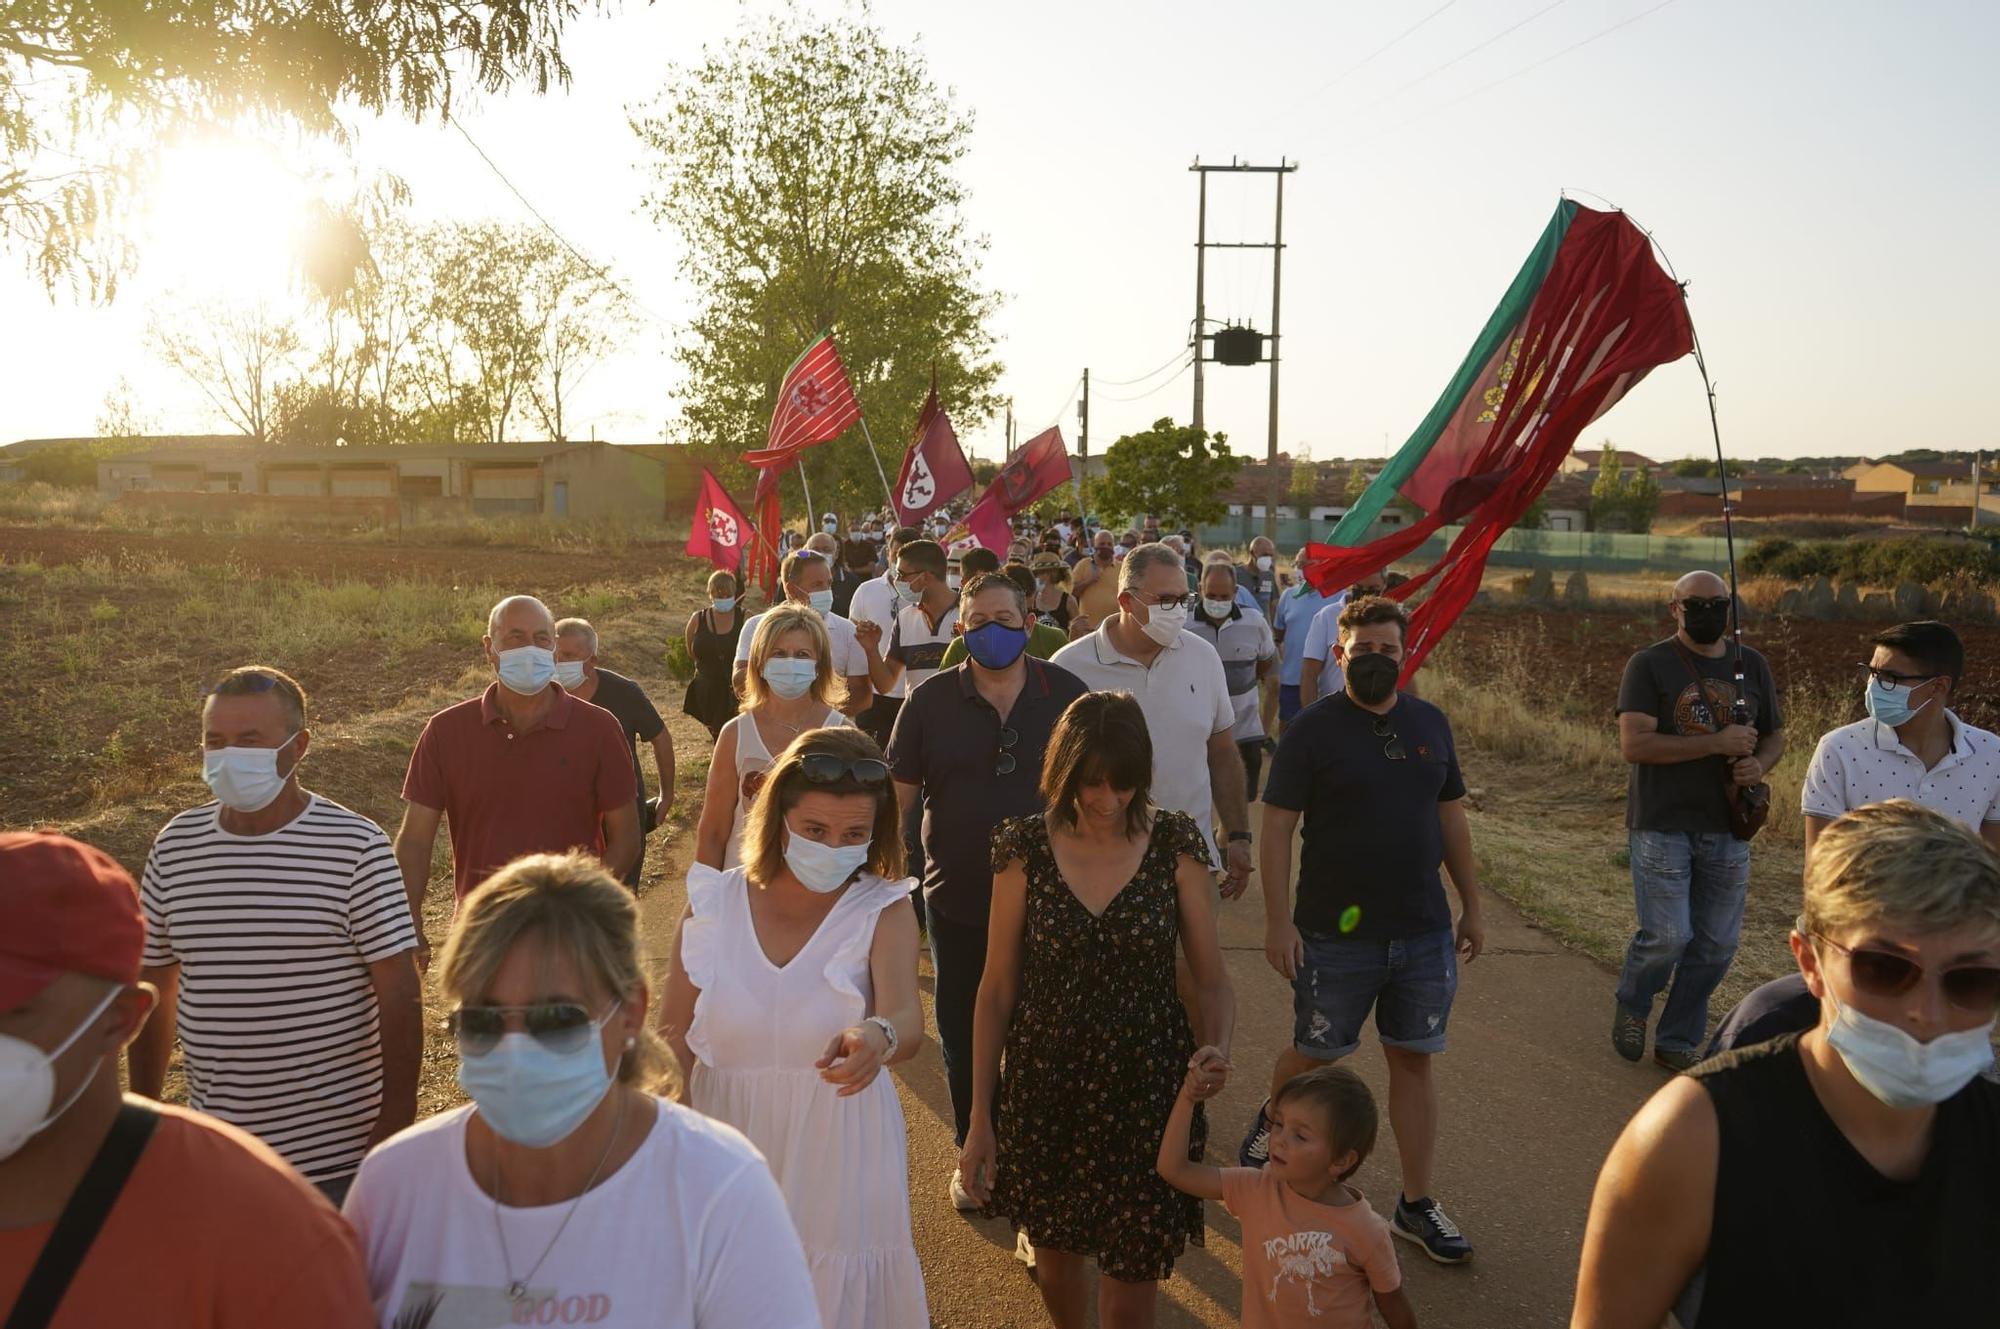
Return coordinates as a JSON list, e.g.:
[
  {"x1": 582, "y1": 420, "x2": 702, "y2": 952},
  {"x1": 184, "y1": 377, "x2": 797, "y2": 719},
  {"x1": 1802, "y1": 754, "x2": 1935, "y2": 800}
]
[
  {"x1": 1238, "y1": 1099, "x2": 1273, "y2": 1166},
  {"x1": 1392, "y1": 1195, "x2": 1474, "y2": 1264}
]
